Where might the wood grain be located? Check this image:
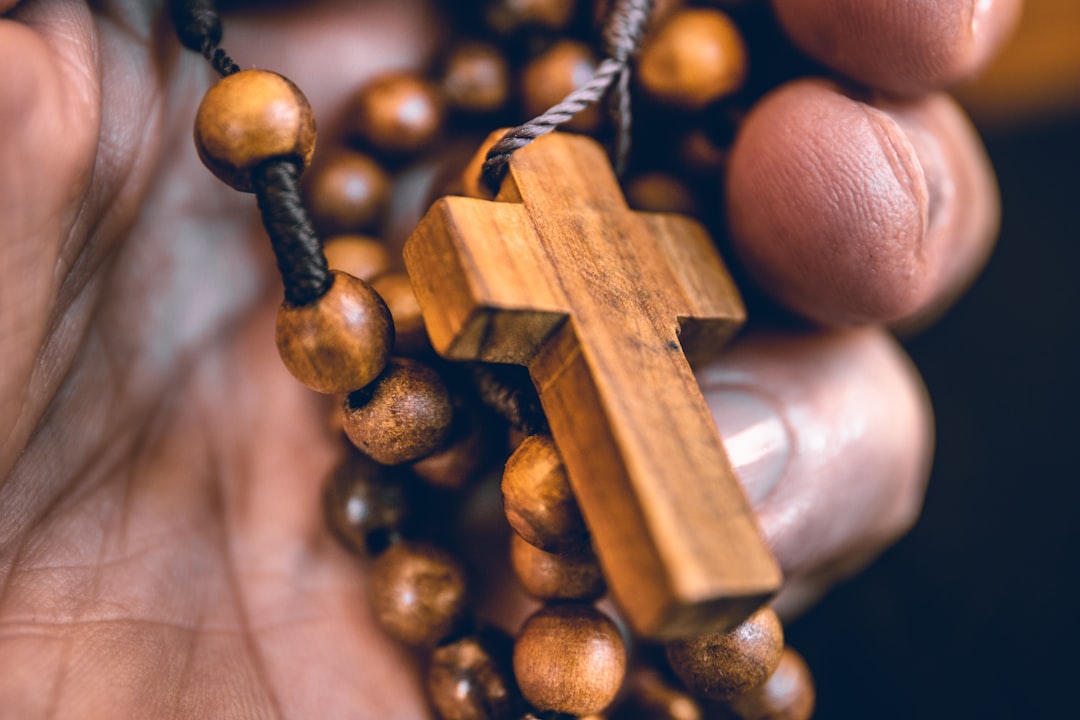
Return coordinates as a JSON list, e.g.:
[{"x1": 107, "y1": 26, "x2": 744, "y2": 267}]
[{"x1": 404, "y1": 131, "x2": 780, "y2": 639}]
